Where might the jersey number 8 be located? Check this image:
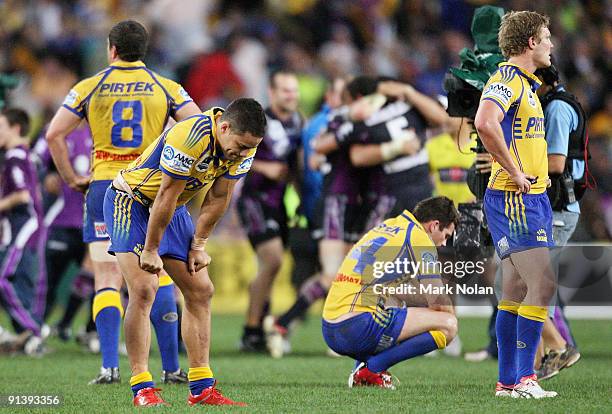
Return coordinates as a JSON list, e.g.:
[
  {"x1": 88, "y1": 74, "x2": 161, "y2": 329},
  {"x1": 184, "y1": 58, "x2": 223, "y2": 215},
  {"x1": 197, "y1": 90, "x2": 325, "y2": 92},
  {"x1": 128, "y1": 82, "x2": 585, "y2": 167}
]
[{"x1": 111, "y1": 101, "x2": 143, "y2": 148}]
